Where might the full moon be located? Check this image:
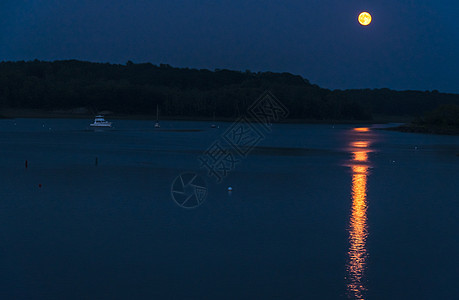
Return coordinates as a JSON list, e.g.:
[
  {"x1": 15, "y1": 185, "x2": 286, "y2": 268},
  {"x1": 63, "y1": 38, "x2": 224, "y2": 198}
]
[{"x1": 358, "y1": 12, "x2": 372, "y2": 26}]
